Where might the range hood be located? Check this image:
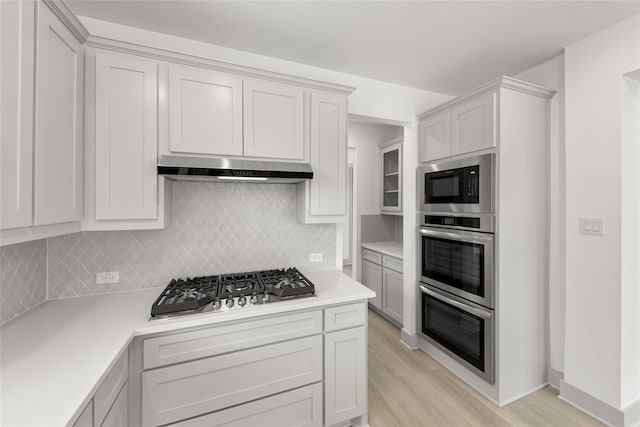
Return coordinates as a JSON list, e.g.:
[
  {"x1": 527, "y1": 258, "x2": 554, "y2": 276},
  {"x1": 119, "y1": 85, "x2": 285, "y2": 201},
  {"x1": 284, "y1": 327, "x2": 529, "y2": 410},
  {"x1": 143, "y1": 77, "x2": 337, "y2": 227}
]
[{"x1": 157, "y1": 155, "x2": 313, "y2": 183}]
